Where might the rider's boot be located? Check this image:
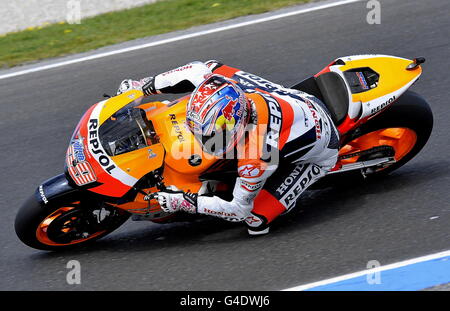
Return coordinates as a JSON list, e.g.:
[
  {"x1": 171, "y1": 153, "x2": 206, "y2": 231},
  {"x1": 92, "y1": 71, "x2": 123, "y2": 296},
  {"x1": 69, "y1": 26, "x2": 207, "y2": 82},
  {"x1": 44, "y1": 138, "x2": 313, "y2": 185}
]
[{"x1": 245, "y1": 213, "x2": 270, "y2": 236}]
